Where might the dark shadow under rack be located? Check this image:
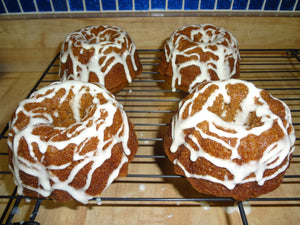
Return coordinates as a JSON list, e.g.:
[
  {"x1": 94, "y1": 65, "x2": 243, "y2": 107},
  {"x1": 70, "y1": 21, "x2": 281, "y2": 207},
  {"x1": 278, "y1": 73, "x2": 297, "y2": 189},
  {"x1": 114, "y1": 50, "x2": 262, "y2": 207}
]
[{"x1": 0, "y1": 49, "x2": 299, "y2": 225}]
